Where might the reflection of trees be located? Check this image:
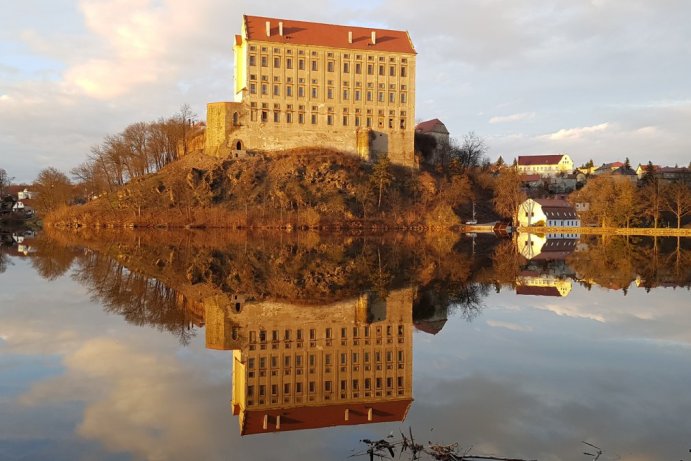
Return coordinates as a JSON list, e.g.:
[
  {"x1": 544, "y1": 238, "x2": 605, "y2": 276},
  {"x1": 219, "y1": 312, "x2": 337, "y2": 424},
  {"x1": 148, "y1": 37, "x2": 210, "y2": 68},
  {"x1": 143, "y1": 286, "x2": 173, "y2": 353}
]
[
  {"x1": 29, "y1": 234, "x2": 77, "y2": 280},
  {"x1": 568, "y1": 236, "x2": 691, "y2": 291},
  {"x1": 71, "y1": 250, "x2": 195, "y2": 344}
]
